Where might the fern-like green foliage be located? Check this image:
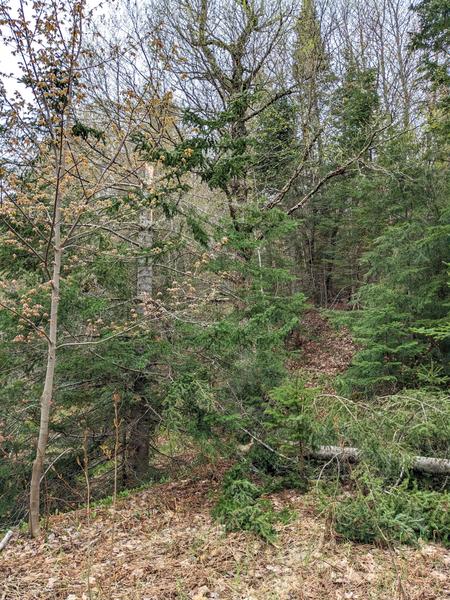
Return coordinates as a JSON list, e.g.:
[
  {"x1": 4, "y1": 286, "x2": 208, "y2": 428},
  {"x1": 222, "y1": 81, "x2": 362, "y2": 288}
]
[
  {"x1": 252, "y1": 95, "x2": 298, "y2": 191},
  {"x1": 264, "y1": 378, "x2": 321, "y2": 457},
  {"x1": 338, "y1": 216, "x2": 449, "y2": 396},
  {"x1": 333, "y1": 59, "x2": 380, "y2": 153},
  {"x1": 261, "y1": 381, "x2": 449, "y2": 482},
  {"x1": 212, "y1": 464, "x2": 290, "y2": 542},
  {"x1": 334, "y1": 475, "x2": 450, "y2": 547},
  {"x1": 411, "y1": 0, "x2": 449, "y2": 143}
]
